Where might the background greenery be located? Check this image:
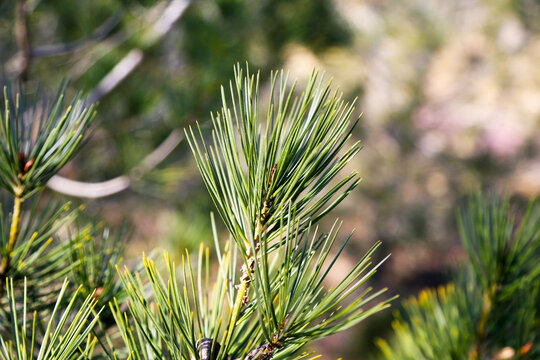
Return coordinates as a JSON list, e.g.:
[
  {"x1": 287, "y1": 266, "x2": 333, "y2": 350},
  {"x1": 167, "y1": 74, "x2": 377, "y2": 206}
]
[{"x1": 1, "y1": 0, "x2": 539, "y2": 357}]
